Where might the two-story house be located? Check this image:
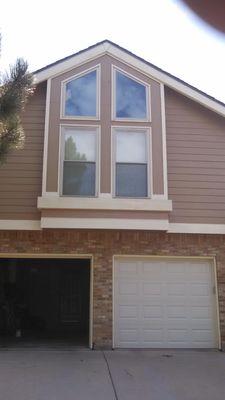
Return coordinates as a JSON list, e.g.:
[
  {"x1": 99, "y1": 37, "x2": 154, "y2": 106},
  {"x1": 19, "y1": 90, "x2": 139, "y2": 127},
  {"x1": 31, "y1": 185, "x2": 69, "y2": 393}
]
[{"x1": 0, "y1": 40, "x2": 225, "y2": 349}]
